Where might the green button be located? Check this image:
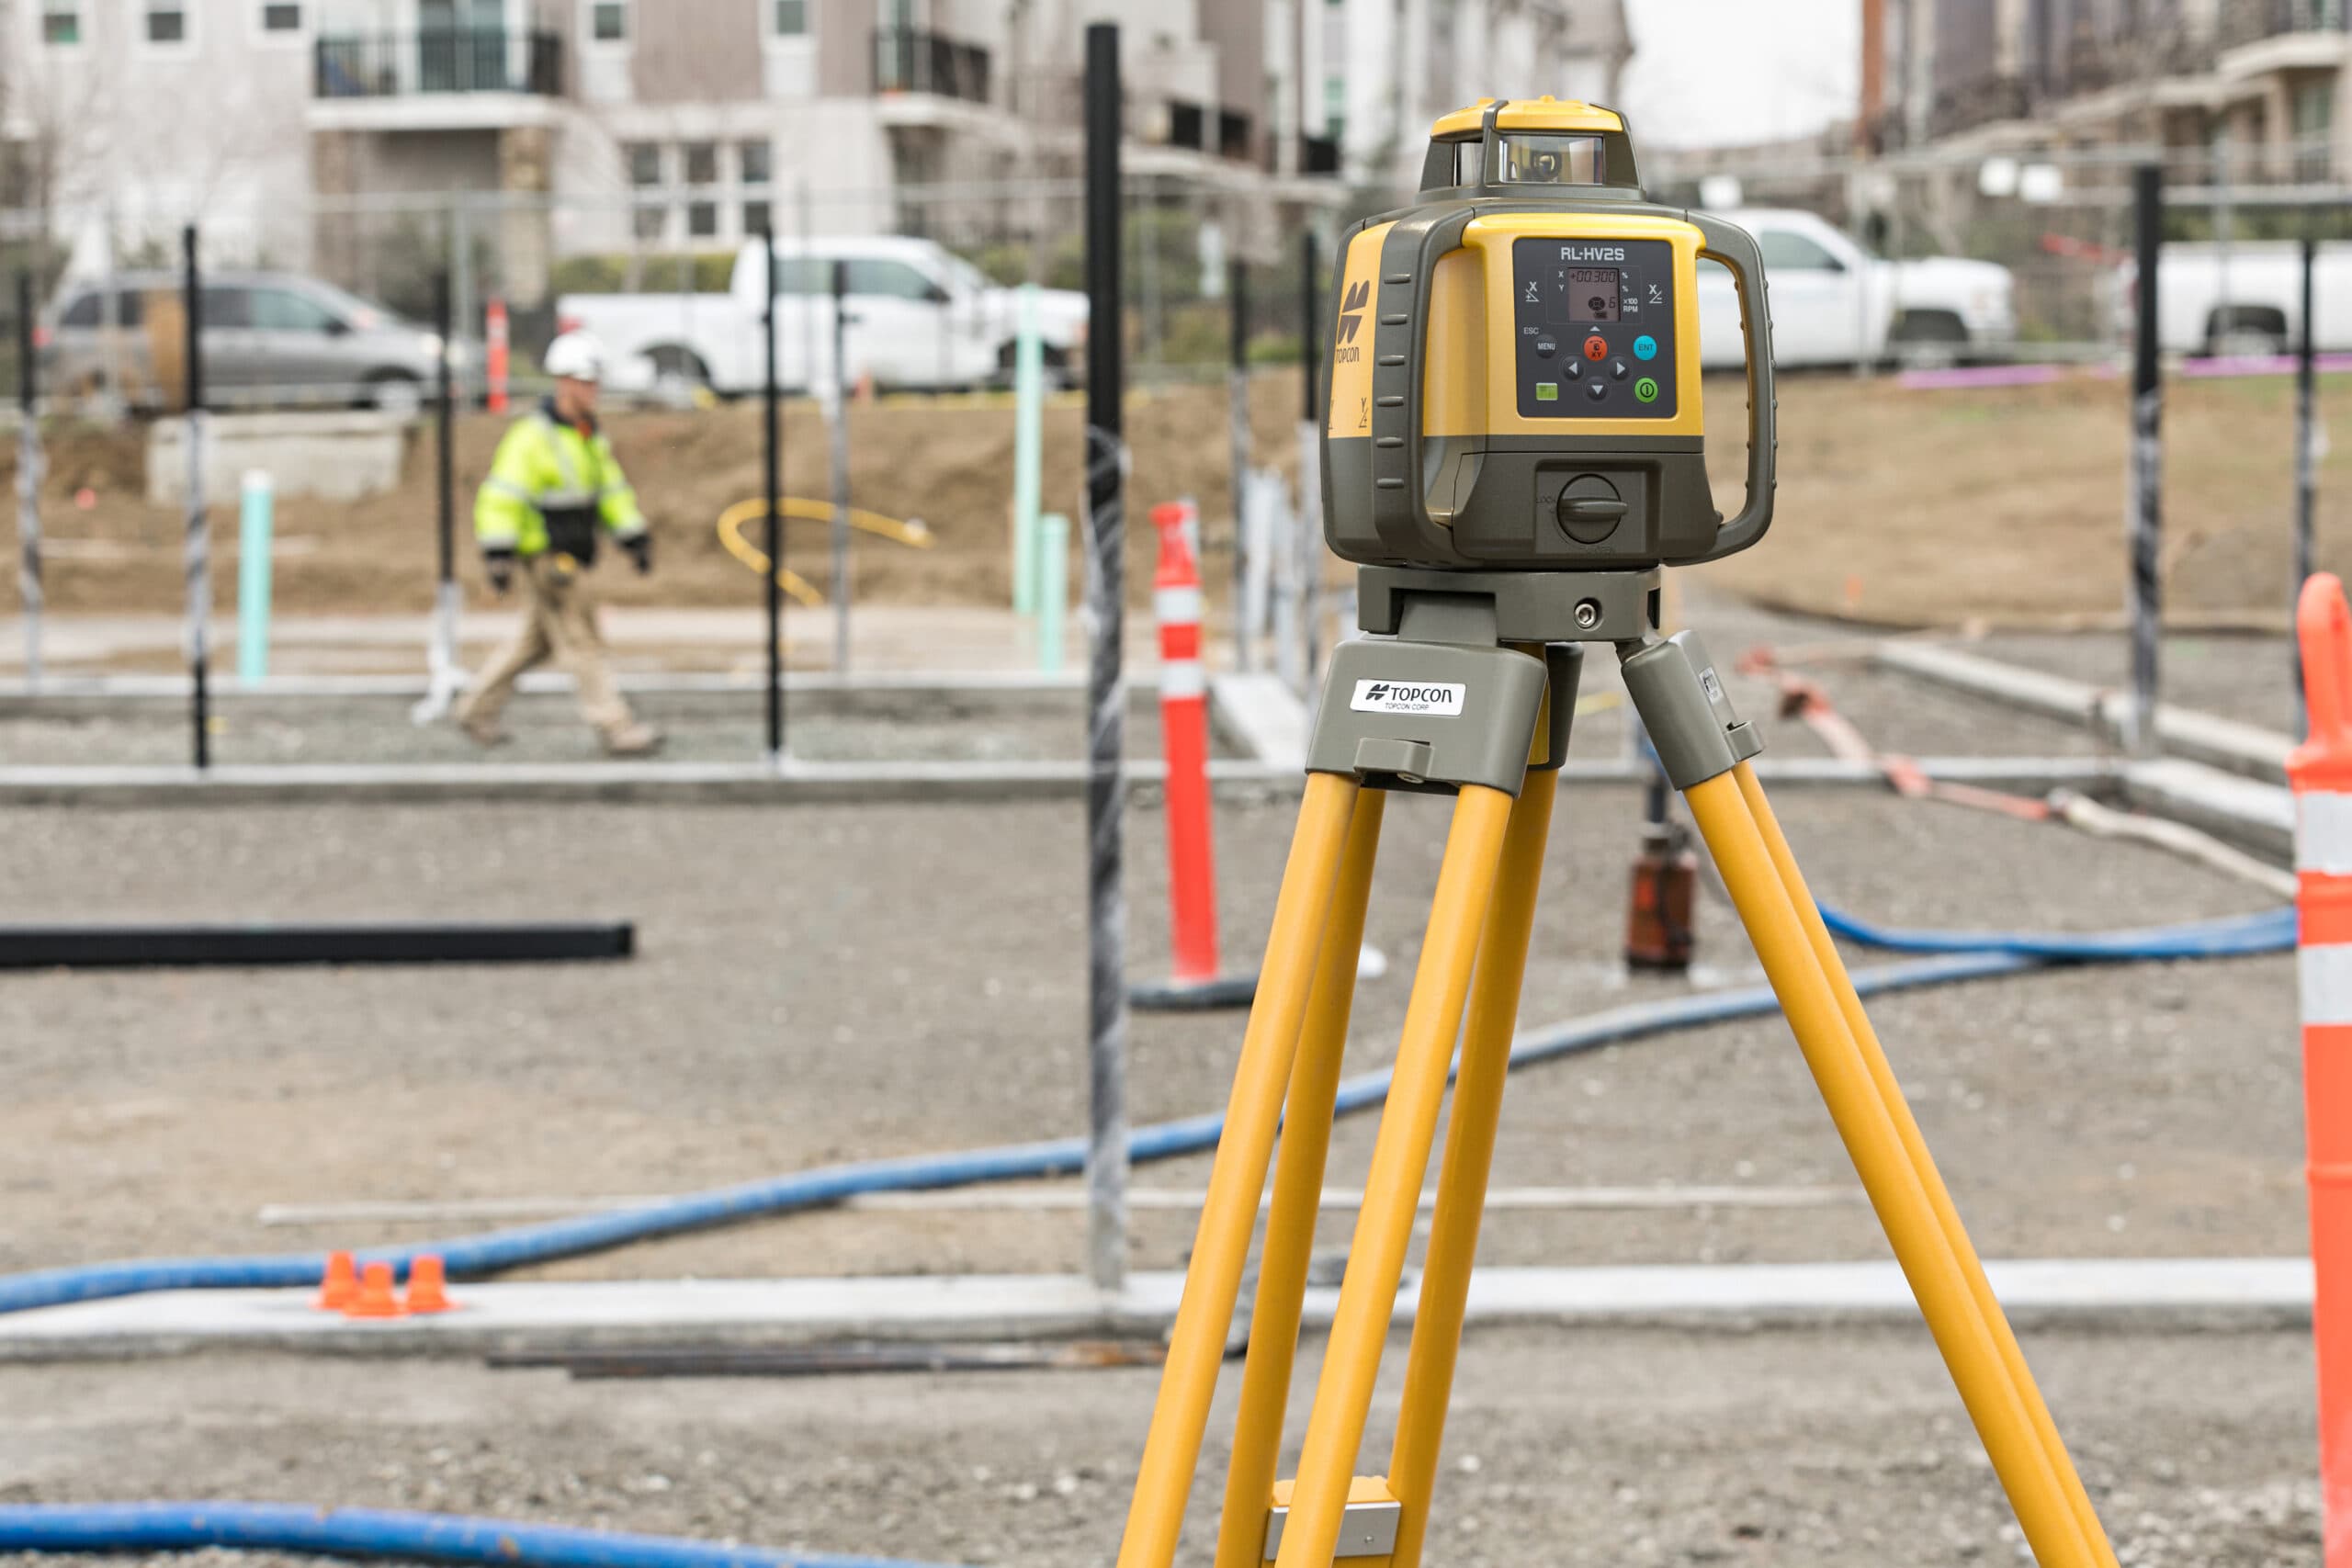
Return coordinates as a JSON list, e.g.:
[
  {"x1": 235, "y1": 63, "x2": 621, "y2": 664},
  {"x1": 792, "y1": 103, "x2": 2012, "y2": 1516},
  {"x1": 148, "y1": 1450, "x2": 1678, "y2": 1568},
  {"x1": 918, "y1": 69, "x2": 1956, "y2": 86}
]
[
  {"x1": 1534, "y1": 381, "x2": 1559, "y2": 402},
  {"x1": 1634, "y1": 377, "x2": 1660, "y2": 404}
]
